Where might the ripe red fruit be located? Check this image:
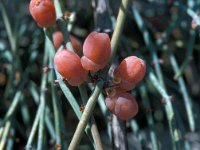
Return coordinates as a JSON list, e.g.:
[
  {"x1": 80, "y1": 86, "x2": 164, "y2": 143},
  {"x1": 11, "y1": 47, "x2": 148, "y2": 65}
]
[
  {"x1": 113, "y1": 56, "x2": 146, "y2": 91},
  {"x1": 69, "y1": 35, "x2": 82, "y2": 55},
  {"x1": 81, "y1": 31, "x2": 111, "y2": 72},
  {"x1": 29, "y1": 0, "x2": 56, "y2": 28},
  {"x1": 105, "y1": 92, "x2": 138, "y2": 120},
  {"x1": 52, "y1": 31, "x2": 82, "y2": 53},
  {"x1": 53, "y1": 31, "x2": 63, "y2": 49},
  {"x1": 54, "y1": 49, "x2": 88, "y2": 86}
]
